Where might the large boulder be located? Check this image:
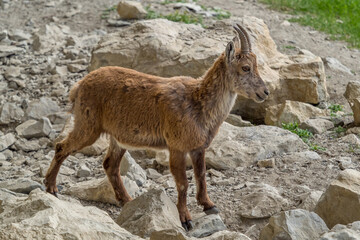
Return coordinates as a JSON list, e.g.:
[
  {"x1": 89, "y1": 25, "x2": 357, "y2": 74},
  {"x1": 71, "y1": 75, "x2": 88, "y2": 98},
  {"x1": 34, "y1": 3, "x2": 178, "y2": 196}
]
[
  {"x1": 265, "y1": 100, "x2": 328, "y2": 126},
  {"x1": 116, "y1": 188, "x2": 183, "y2": 238},
  {"x1": 0, "y1": 188, "x2": 142, "y2": 240},
  {"x1": 154, "y1": 122, "x2": 307, "y2": 169},
  {"x1": 315, "y1": 169, "x2": 360, "y2": 228},
  {"x1": 344, "y1": 81, "x2": 360, "y2": 126},
  {"x1": 205, "y1": 122, "x2": 307, "y2": 170},
  {"x1": 259, "y1": 209, "x2": 329, "y2": 240},
  {"x1": 89, "y1": 18, "x2": 328, "y2": 120}
]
